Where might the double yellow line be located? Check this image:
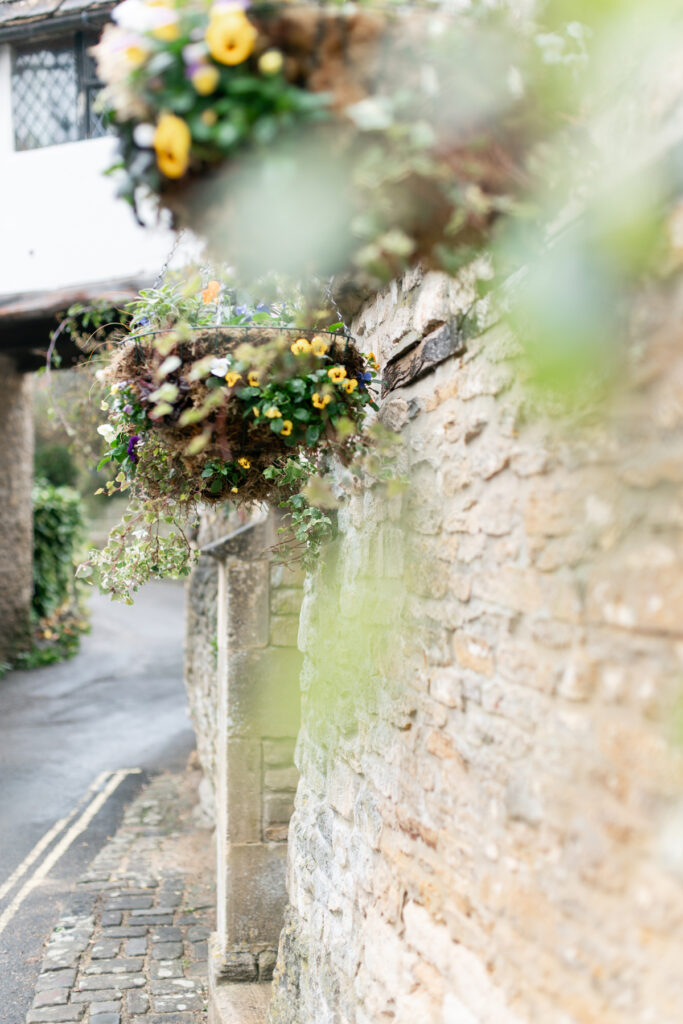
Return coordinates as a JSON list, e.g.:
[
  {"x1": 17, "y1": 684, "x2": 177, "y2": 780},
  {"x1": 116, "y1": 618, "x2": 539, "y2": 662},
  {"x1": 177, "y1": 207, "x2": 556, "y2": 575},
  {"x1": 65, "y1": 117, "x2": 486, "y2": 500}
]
[{"x1": 0, "y1": 768, "x2": 140, "y2": 939}]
